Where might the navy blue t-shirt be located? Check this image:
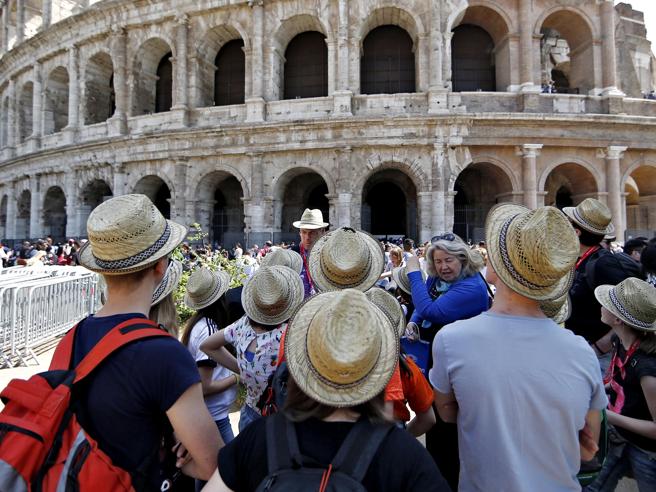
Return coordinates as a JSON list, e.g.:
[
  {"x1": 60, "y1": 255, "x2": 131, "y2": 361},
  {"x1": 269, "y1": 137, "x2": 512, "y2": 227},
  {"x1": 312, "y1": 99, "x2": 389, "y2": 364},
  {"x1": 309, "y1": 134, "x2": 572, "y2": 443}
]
[{"x1": 71, "y1": 313, "x2": 200, "y2": 488}]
